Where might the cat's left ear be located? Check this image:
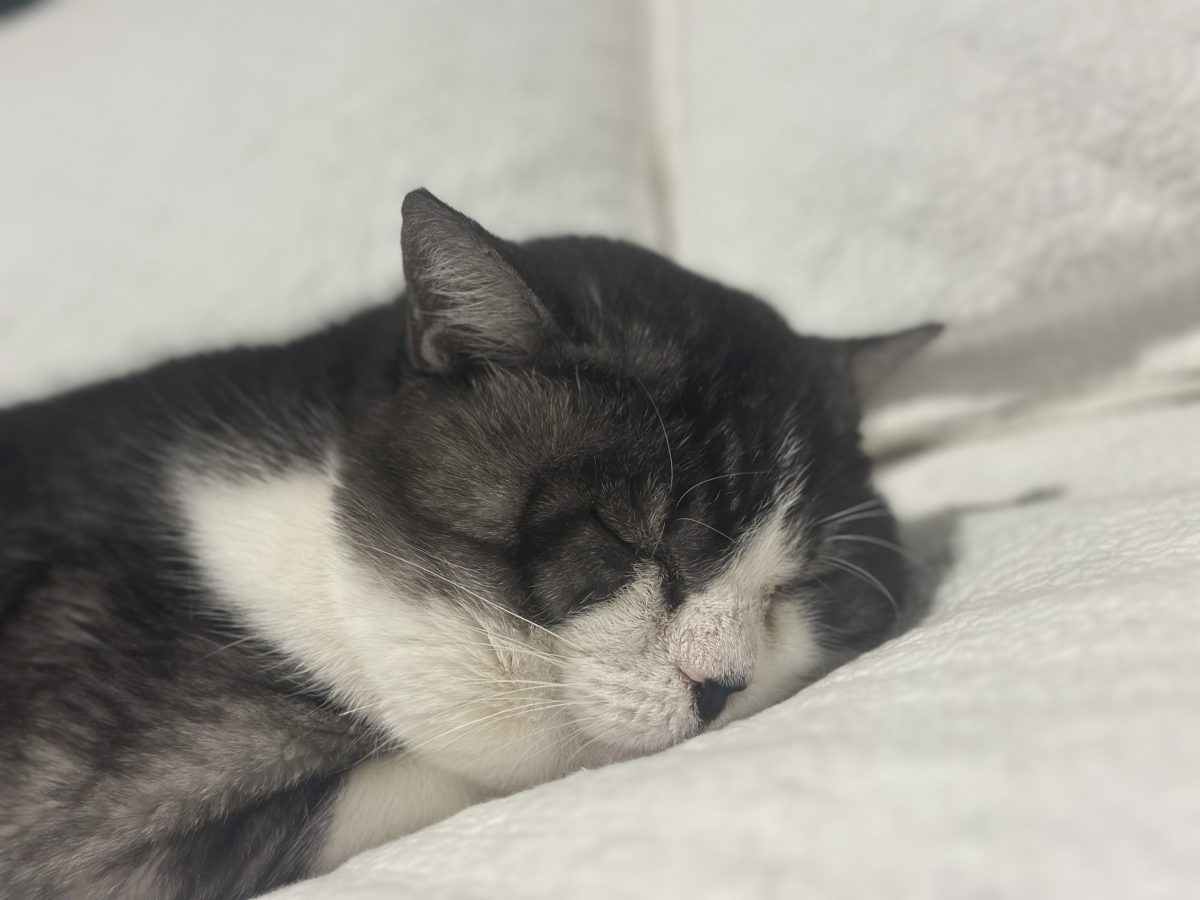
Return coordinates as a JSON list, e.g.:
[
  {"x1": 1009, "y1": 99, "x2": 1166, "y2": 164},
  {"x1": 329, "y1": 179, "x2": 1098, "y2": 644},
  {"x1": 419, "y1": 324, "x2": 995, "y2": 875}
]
[
  {"x1": 400, "y1": 188, "x2": 554, "y2": 374},
  {"x1": 836, "y1": 323, "x2": 943, "y2": 399}
]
